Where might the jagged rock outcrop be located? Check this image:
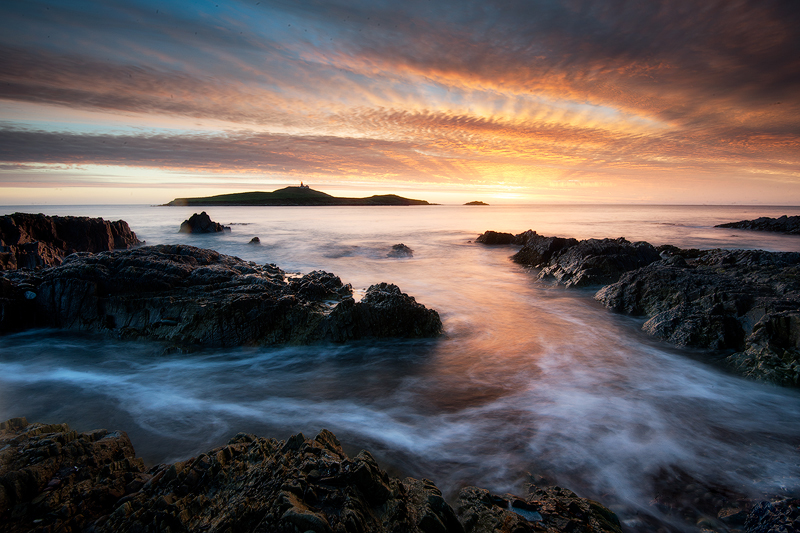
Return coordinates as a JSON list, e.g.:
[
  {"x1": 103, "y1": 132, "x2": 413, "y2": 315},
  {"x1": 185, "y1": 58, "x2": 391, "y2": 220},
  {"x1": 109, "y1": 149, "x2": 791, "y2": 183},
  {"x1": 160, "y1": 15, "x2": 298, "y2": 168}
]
[
  {"x1": 0, "y1": 213, "x2": 140, "y2": 271},
  {"x1": 477, "y1": 230, "x2": 661, "y2": 288},
  {"x1": 716, "y1": 215, "x2": 800, "y2": 235},
  {"x1": 0, "y1": 418, "x2": 623, "y2": 533},
  {"x1": 596, "y1": 249, "x2": 800, "y2": 386},
  {"x1": 477, "y1": 230, "x2": 800, "y2": 386},
  {"x1": 0, "y1": 417, "x2": 147, "y2": 533},
  {"x1": 387, "y1": 243, "x2": 413, "y2": 258},
  {"x1": 0, "y1": 244, "x2": 442, "y2": 345},
  {"x1": 744, "y1": 498, "x2": 800, "y2": 533},
  {"x1": 179, "y1": 212, "x2": 230, "y2": 234}
]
